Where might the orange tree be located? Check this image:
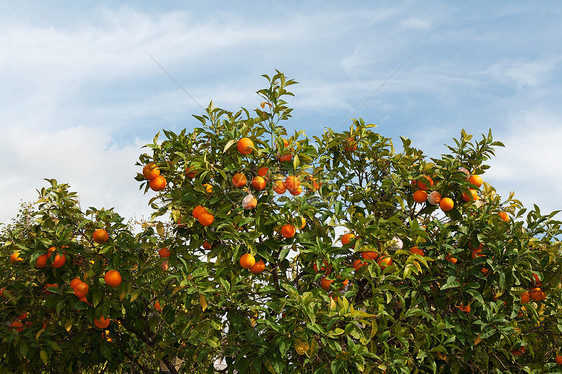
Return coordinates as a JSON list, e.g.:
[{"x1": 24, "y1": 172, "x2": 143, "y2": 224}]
[{"x1": 2, "y1": 71, "x2": 562, "y2": 373}]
